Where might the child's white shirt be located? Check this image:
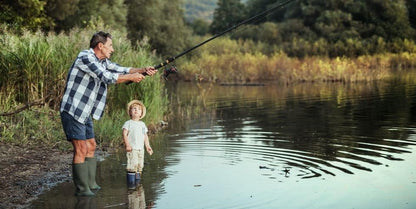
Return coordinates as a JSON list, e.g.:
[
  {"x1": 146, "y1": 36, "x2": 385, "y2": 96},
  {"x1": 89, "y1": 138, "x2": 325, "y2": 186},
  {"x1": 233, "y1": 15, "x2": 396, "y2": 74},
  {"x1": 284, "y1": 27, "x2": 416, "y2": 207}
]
[{"x1": 122, "y1": 119, "x2": 148, "y2": 150}]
